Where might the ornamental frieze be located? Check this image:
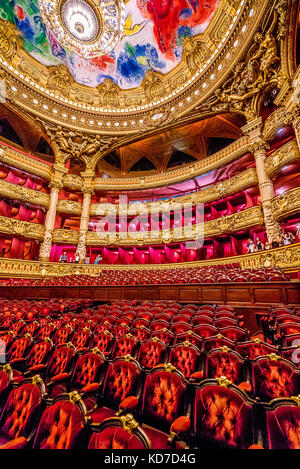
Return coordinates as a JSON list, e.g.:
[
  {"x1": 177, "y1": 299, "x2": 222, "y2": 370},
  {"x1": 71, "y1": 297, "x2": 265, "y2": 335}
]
[
  {"x1": 0, "y1": 145, "x2": 52, "y2": 181},
  {"x1": 0, "y1": 179, "x2": 50, "y2": 209},
  {"x1": 56, "y1": 200, "x2": 82, "y2": 216},
  {"x1": 51, "y1": 229, "x2": 79, "y2": 245},
  {"x1": 265, "y1": 140, "x2": 300, "y2": 176},
  {"x1": 0, "y1": 243, "x2": 299, "y2": 279},
  {"x1": 0, "y1": 216, "x2": 45, "y2": 240},
  {"x1": 90, "y1": 168, "x2": 258, "y2": 217},
  {"x1": 85, "y1": 206, "x2": 263, "y2": 246},
  {"x1": 272, "y1": 187, "x2": 300, "y2": 220}
]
